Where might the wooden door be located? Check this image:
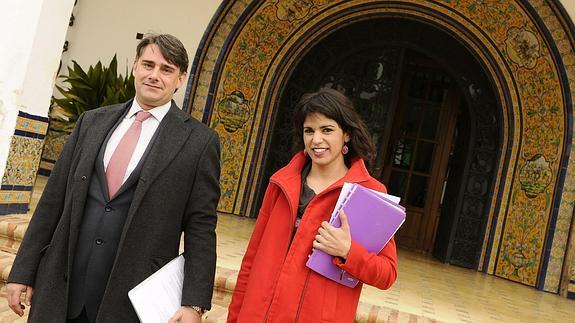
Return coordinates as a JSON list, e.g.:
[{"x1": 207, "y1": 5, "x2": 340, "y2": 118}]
[{"x1": 382, "y1": 55, "x2": 460, "y2": 252}]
